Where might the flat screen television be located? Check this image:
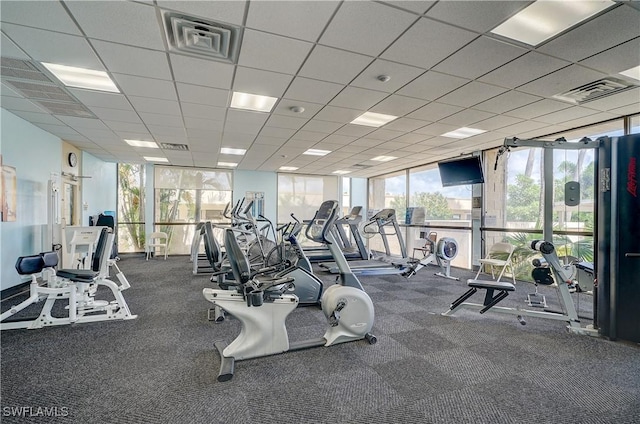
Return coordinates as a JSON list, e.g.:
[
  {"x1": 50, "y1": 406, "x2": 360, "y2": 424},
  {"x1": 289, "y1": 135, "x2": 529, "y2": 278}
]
[{"x1": 437, "y1": 156, "x2": 484, "y2": 187}]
